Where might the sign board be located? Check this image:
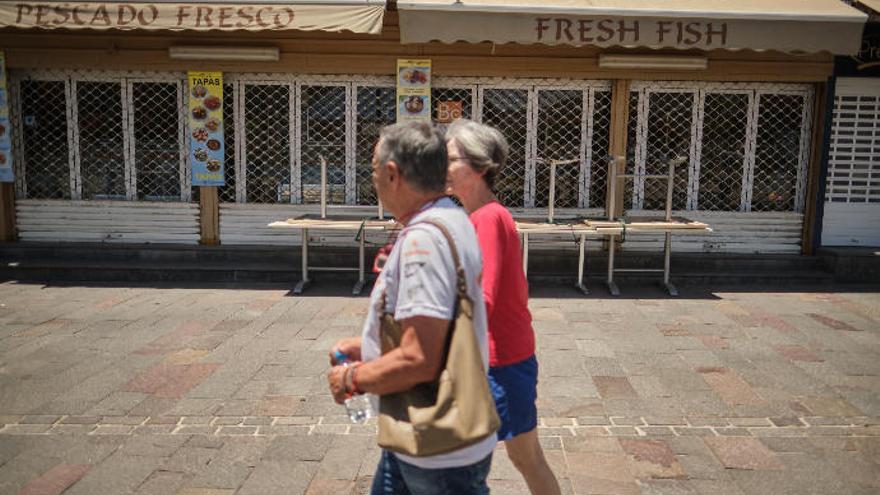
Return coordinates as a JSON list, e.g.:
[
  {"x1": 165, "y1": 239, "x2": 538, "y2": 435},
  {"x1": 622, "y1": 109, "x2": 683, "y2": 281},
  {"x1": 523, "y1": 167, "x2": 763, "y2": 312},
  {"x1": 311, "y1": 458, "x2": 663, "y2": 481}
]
[
  {"x1": 396, "y1": 59, "x2": 431, "y2": 123},
  {"x1": 188, "y1": 71, "x2": 224, "y2": 187},
  {"x1": 436, "y1": 101, "x2": 463, "y2": 124},
  {"x1": 0, "y1": 52, "x2": 13, "y2": 183}
]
